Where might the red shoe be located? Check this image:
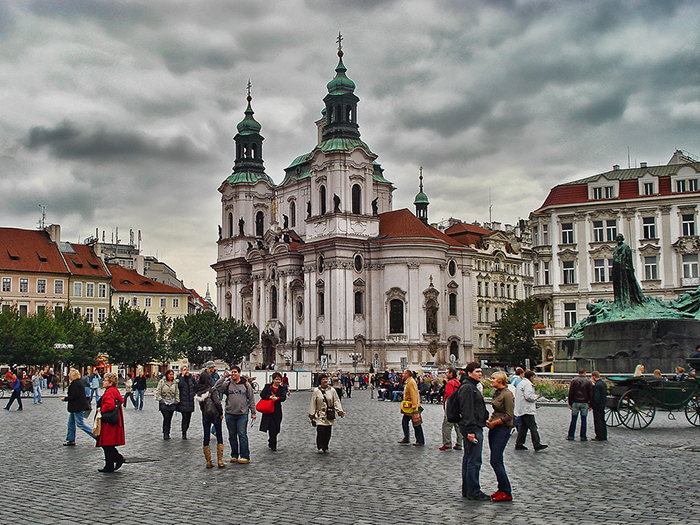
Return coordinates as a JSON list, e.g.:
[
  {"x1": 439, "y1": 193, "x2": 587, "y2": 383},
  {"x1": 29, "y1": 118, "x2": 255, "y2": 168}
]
[
  {"x1": 492, "y1": 492, "x2": 513, "y2": 502},
  {"x1": 491, "y1": 491, "x2": 503, "y2": 499},
  {"x1": 438, "y1": 446, "x2": 449, "y2": 451}
]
